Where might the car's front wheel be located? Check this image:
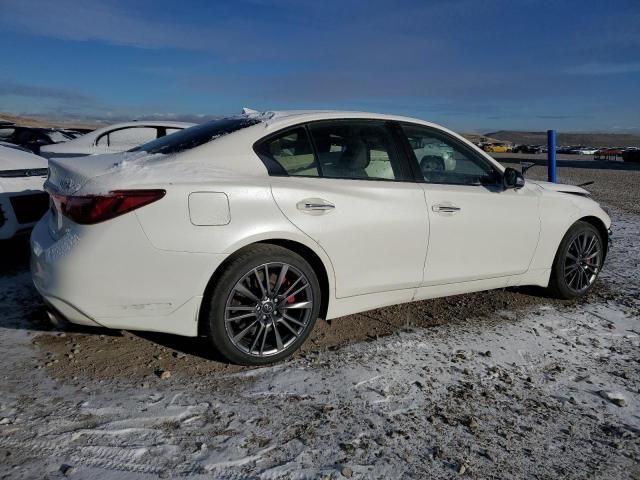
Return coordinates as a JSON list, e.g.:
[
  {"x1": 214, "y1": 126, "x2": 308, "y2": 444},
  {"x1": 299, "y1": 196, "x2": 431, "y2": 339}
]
[
  {"x1": 548, "y1": 220, "x2": 604, "y2": 299},
  {"x1": 204, "y1": 244, "x2": 321, "y2": 365}
]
